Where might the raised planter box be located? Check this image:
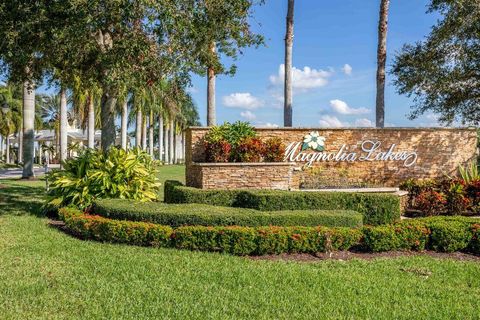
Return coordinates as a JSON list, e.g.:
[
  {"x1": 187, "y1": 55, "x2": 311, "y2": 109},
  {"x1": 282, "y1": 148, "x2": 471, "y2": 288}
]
[{"x1": 186, "y1": 162, "x2": 298, "y2": 190}]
